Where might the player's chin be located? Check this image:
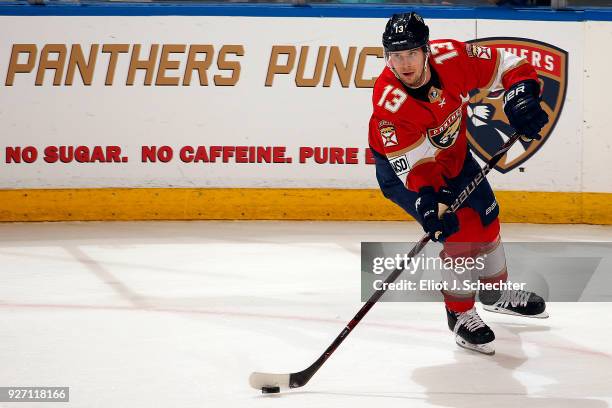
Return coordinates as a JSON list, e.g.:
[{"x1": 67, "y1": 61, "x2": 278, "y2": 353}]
[{"x1": 401, "y1": 73, "x2": 416, "y2": 85}]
